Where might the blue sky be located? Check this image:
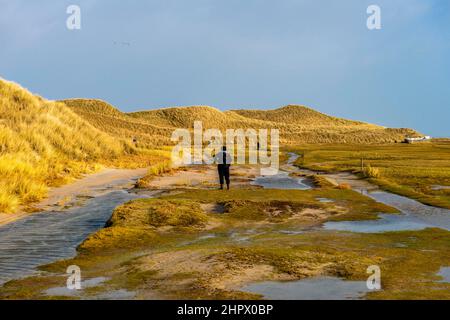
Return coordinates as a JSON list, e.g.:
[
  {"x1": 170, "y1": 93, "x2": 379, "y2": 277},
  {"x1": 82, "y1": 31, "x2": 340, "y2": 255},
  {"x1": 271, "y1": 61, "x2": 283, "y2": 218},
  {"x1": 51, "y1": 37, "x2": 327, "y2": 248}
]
[{"x1": 1, "y1": 0, "x2": 449, "y2": 136}]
